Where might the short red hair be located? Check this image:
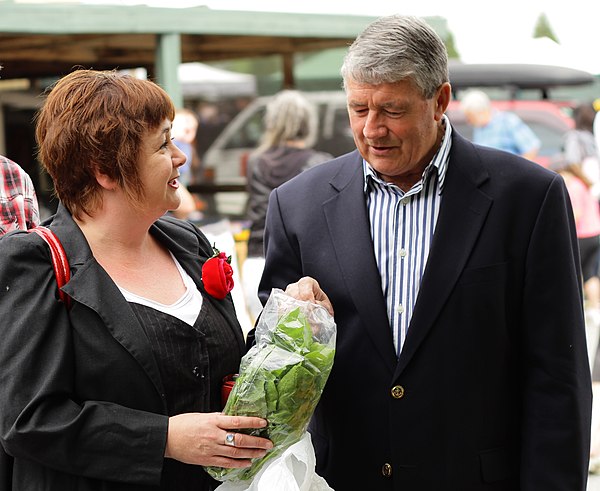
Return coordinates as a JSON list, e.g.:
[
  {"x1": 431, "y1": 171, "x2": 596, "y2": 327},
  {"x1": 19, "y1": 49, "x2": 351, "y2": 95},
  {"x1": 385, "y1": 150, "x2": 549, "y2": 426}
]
[{"x1": 35, "y1": 69, "x2": 175, "y2": 219}]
